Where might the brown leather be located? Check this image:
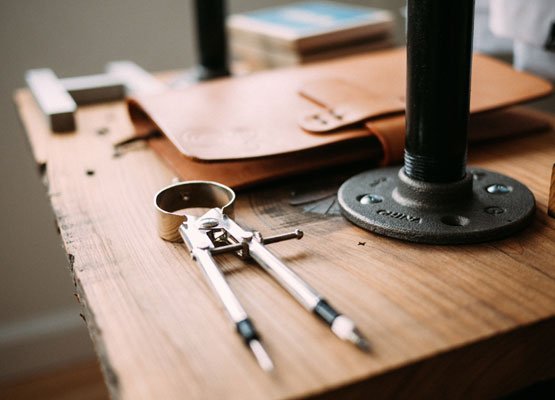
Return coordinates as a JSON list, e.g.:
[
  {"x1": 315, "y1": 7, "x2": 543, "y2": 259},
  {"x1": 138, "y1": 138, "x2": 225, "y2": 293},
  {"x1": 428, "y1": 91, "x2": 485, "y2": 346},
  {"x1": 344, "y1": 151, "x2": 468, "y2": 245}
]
[
  {"x1": 143, "y1": 107, "x2": 550, "y2": 189},
  {"x1": 148, "y1": 136, "x2": 382, "y2": 190},
  {"x1": 128, "y1": 48, "x2": 552, "y2": 163},
  {"x1": 127, "y1": 76, "x2": 369, "y2": 161},
  {"x1": 299, "y1": 52, "x2": 553, "y2": 134},
  {"x1": 367, "y1": 108, "x2": 552, "y2": 166},
  {"x1": 127, "y1": 48, "x2": 552, "y2": 188},
  {"x1": 298, "y1": 78, "x2": 404, "y2": 132}
]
